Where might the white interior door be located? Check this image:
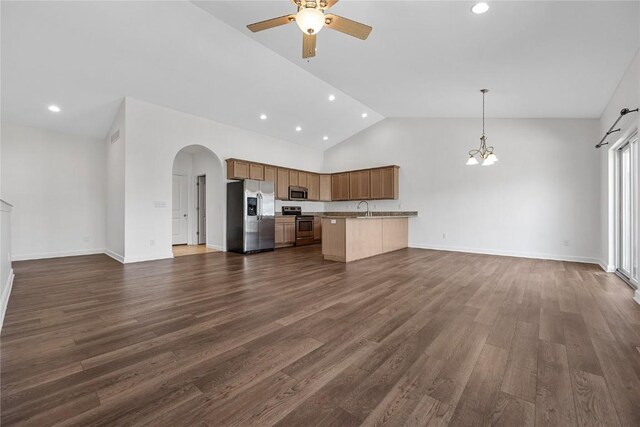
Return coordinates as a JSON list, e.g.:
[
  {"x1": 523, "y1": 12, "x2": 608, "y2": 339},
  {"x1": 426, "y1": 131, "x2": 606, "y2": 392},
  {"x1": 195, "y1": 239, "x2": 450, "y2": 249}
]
[{"x1": 172, "y1": 174, "x2": 188, "y2": 245}]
